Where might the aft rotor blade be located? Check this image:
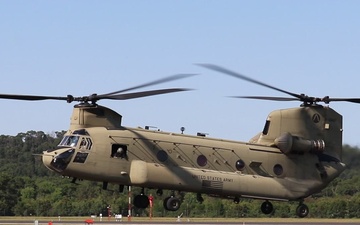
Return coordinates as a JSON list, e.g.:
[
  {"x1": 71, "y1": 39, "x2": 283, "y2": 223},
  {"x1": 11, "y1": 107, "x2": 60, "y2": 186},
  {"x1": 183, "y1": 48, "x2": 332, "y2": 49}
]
[
  {"x1": 231, "y1": 96, "x2": 299, "y2": 101},
  {"x1": 198, "y1": 64, "x2": 302, "y2": 99},
  {"x1": 0, "y1": 94, "x2": 68, "y2": 101},
  {"x1": 328, "y1": 97, "x2": 360, "y2": 104},
  {"x1": 102, "y1": 88, "x2": 193, "y2": 100},
  {"x1": 98, "y1": 74, "x2": 197, "y2": 98}
]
